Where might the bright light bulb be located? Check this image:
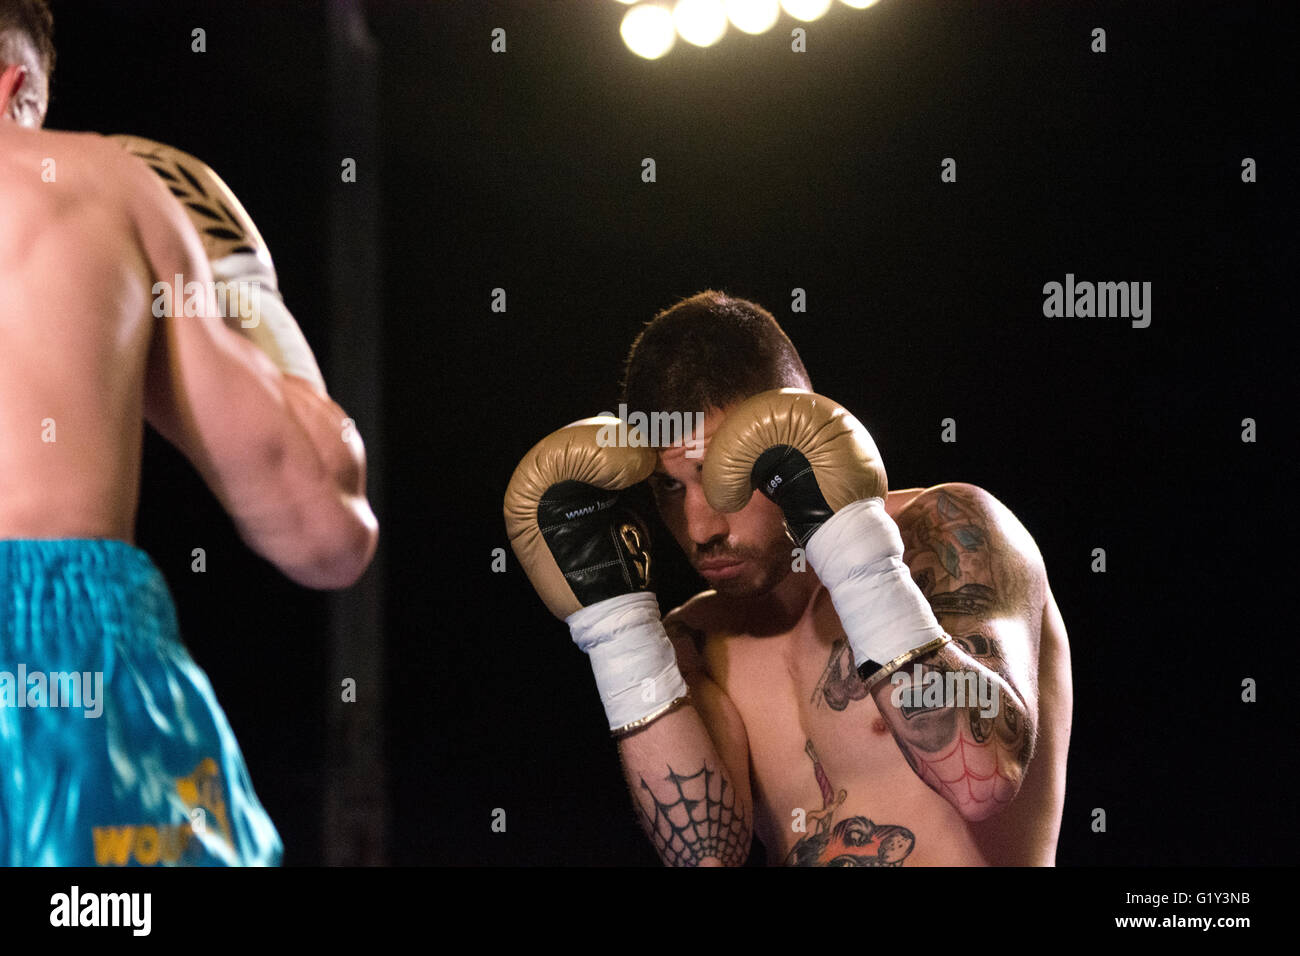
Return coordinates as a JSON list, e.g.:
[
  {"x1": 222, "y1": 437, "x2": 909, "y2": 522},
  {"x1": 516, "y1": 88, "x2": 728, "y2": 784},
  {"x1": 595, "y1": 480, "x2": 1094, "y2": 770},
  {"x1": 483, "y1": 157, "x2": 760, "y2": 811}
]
[
  {"x1": 674, "y1": 0, "x2": 728, "y2": 46},
  {"x1": 724, "y1": 0, "x2": 780, "y2": 34},
  {"x1": 781, "y1": 0, "x2": 833, "y2": 21},
  {"x1": 621, "y1": 5, "x2": 677, "y2": 59}
]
